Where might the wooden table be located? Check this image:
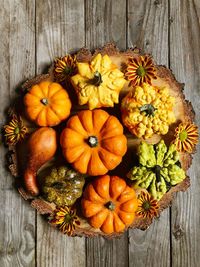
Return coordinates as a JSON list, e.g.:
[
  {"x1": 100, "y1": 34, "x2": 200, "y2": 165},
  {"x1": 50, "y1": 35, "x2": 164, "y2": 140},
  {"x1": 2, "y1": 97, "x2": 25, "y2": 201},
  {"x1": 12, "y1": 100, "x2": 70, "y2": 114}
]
[{"x1": 0, "y1": 0, "x2": 199, "y2": 266}]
